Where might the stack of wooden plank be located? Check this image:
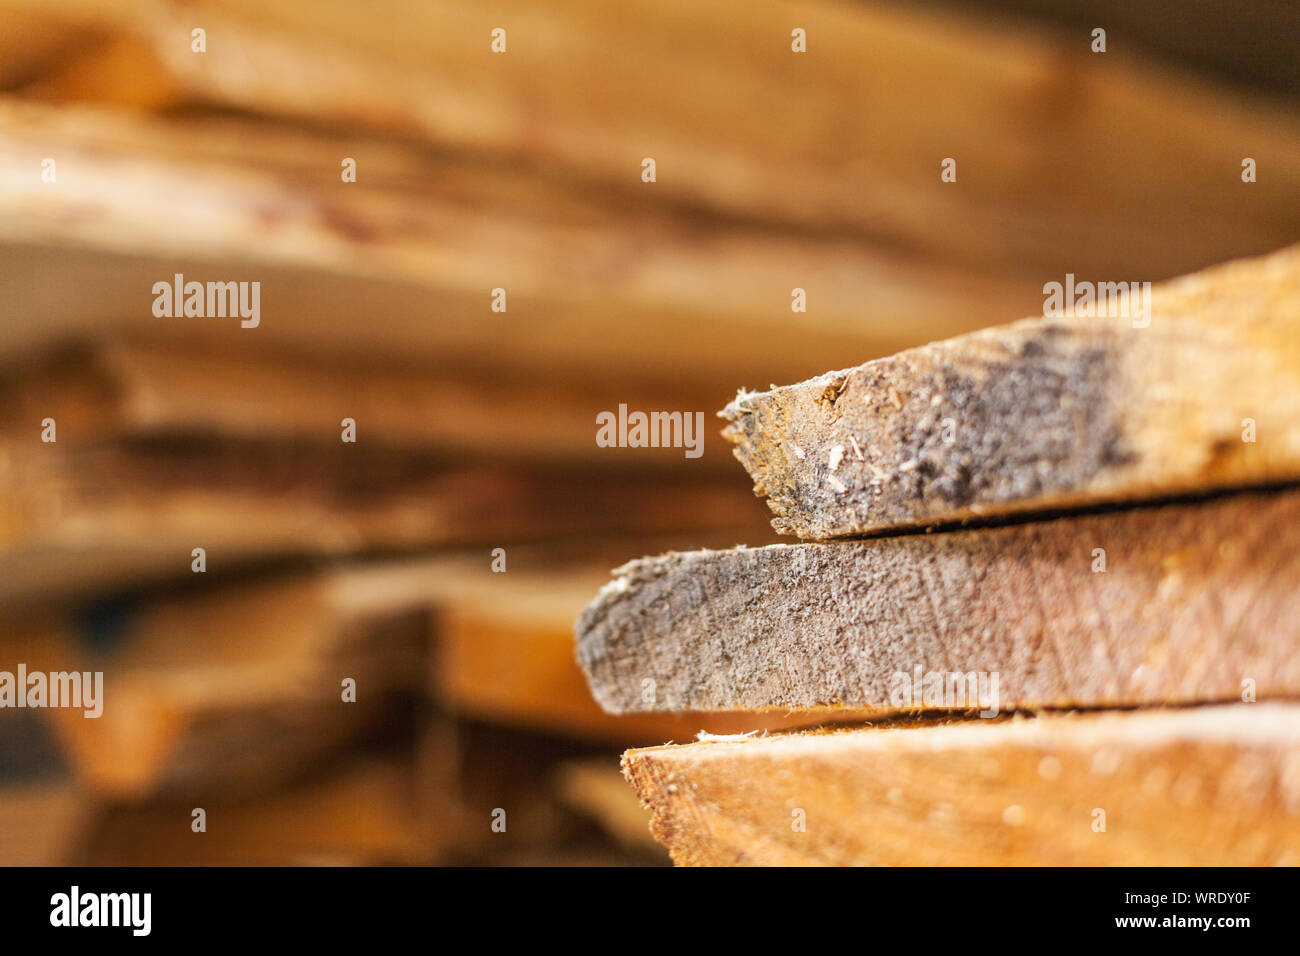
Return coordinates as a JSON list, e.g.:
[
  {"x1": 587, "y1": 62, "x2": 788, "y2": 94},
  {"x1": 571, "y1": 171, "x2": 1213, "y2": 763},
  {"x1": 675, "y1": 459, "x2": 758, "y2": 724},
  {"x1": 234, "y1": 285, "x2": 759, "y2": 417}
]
[
  {"x1": 577, "y1": 246, "x2": 1300, "y2": 865},
  {"x1": 0, "y1": 544, "x2": 794, "y2": 865},
  {"x1": 2, "y1": 0, "x2": 1299, "y2": 866}
]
